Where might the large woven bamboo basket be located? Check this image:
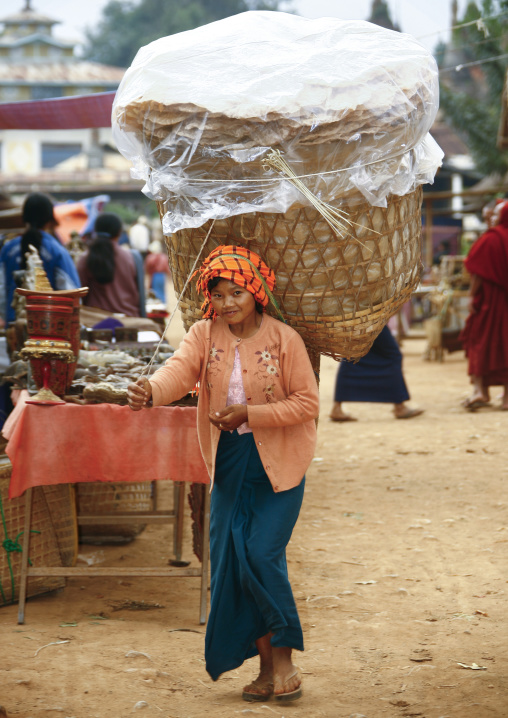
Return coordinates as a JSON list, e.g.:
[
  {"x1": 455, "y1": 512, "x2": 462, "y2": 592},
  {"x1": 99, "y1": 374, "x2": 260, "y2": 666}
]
[
  {"x1": 0, "y1": 456, "x2": 78, "y2": 606},
  {"x1": 76, "y1": 482, "x2": 154, "y2": 543},
  {"x1": 158, "y1": 187, "x2": 422, "y2": 360}
]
